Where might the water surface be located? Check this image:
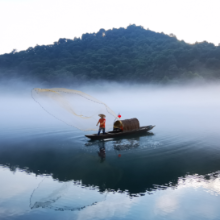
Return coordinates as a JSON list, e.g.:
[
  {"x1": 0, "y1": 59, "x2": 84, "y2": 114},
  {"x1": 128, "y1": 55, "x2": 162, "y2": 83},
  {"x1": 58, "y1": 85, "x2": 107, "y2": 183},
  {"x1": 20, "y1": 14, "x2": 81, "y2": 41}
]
[{"x1": 1, "y1": 84, "x2": 220, "y2": 220}]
